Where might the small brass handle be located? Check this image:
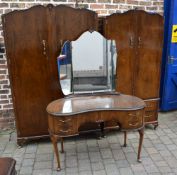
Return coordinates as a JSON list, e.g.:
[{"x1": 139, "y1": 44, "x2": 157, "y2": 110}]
[
  {"x1": 147, "y1": 105, "x2": 153, "y2": 108},
  {"x1": 128, "y1": 113, "x2": 136, "y2": 117},
  {"x1": 129, "y1": 122, "x2": 139, "y2": 126},
  {"x1": 129, "y1": 37, "x2": 134, "y2": 47},
  {"x1": 138, "y1": 37, "x2": 142, "y2": 48},
  {"x1": 59, "y1": 129, "x2": 72, "y2": 133},
  {"x1": 60, "y1": 40, "x2": 63, "y2": 46},
  {"x1": 58, "y1": 119, "x2": 71, "y2": 123},
  {"x1": 42, "y1": 40, "x2": 46, "y2": 55},
  {"x1": 145, "y1": 115, "x2": 152, "y2": 118}
]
